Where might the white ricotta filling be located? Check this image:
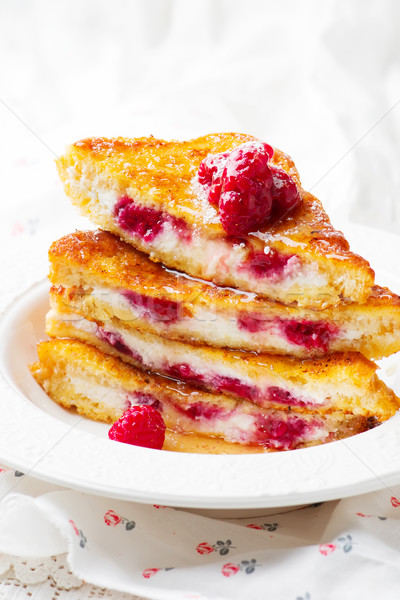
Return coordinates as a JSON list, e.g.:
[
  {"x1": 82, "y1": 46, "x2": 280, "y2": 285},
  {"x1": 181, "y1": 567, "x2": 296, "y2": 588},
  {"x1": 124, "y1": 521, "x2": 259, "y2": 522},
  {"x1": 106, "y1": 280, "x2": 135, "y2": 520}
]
[
  {"x1": 136, "y1": 221, "x2": 328, "y2": 291},
  {"x1": 64, "y1": 311, "x2": 260, "y2": 384},
  {"x1": 65, "y1": 165, "x2": 329, "y2": 293},
  {"x1": 188, "y1": 412, "x2": 258, "y2": 443},
  {"x1": 55, "y1": 306, "x2": 355, "y2": 407},
  {"x1": 67, "y1": 375, "x2": 130, "y2": 413},
  {"x1": 89, "y1": 284, "x2": 340, "y2": 365},
  {"x1": 89, "y1": 285, "x2": 288, "y2": 351}
]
